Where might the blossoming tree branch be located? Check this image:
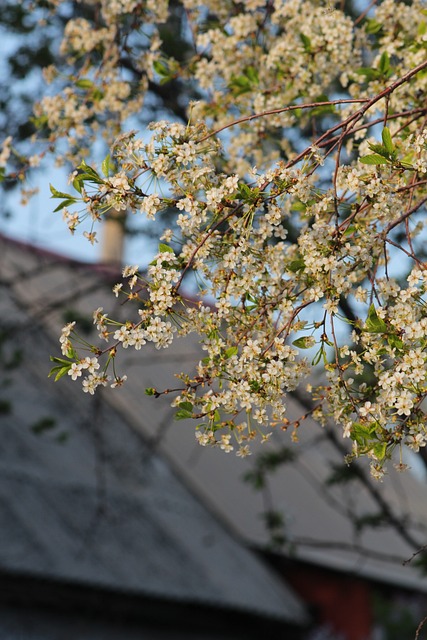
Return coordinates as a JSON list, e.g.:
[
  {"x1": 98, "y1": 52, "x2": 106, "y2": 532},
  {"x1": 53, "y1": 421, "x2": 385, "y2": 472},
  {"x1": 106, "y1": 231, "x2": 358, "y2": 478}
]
[{"x1": 4, "y1": 0, "x2": 427, "y2": 478}]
